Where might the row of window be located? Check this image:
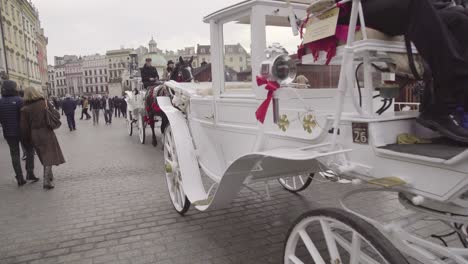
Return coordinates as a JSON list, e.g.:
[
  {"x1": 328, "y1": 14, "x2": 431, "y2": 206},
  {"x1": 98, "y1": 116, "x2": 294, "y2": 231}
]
[
  {"x1": 226, "y1": 57, "x2": 244, "y2": 63},
  {"x1": 3, "y1": 22, "x2": 37, "y2": 55},
  {"x1": 109, "y1": 63, "x2": 127, "y2": 69},
  {"x1": 109, "y1": 70, "x2": 123, "y2": 78},
  {"x1": 84, "y1": 69, "x2": 107, "y2": 76},
  {"x1": 1, "y1": 0, "x2": 37, "y2": 35},
  {"x1": 85, "y1": 86, "x2": 109, "y2": 94},
  {"x1": 6, "y1": 50, "x2": 40, "y2": 79},
  {"x1": 57, "y1": 86, "x2": 109, "y2": 95},
  {"x1": 85, "y1": 77, "x2": 107, "y2": 84},
  {"x1": 56, "y1": 79, "x2": 67, "y2": 86}
]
